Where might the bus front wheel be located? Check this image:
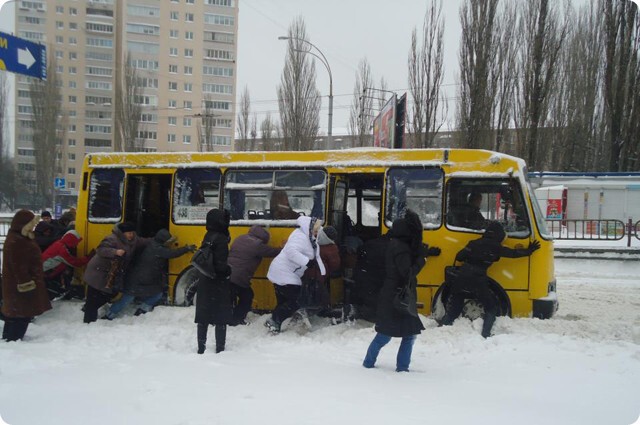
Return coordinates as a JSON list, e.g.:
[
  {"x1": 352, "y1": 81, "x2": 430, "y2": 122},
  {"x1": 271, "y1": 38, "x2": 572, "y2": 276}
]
[
  {"x1": 431, "y1": 280, "x2": 511, "y2": 324},
  {"x1": 173, "y1": 267, "x2": 199, "y2": 306}
]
